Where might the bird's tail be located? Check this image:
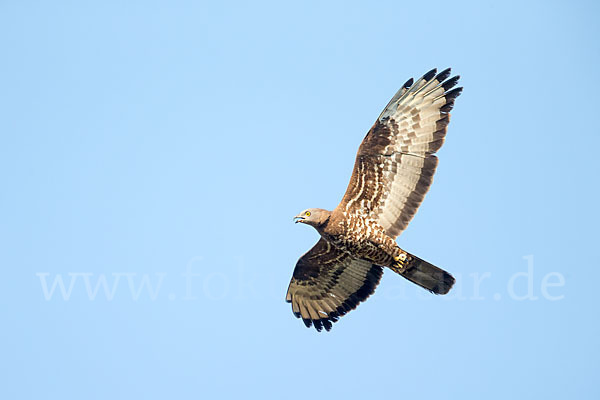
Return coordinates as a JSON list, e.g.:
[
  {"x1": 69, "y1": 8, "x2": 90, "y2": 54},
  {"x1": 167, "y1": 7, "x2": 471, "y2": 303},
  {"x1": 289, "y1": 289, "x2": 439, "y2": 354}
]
[{"x1": 390, "y1": 252, "x2": 455, "y2": 295}]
